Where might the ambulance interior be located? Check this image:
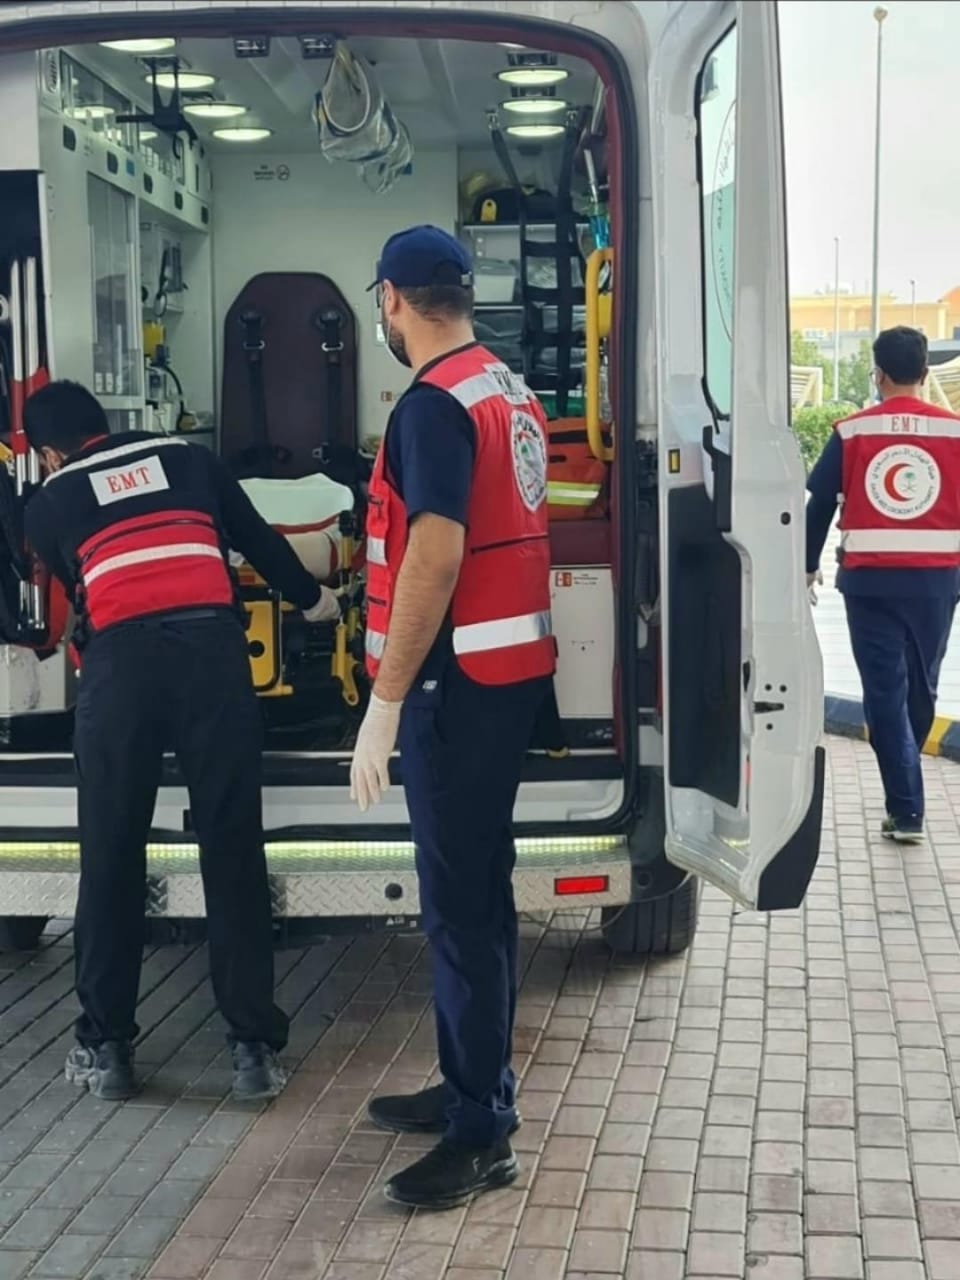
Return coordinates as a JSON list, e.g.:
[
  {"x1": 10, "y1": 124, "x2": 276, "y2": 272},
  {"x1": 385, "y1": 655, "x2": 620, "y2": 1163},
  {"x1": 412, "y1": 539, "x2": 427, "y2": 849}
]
[{"x1": 0, "y1": 29, "x2": 644, "y2": 804}]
